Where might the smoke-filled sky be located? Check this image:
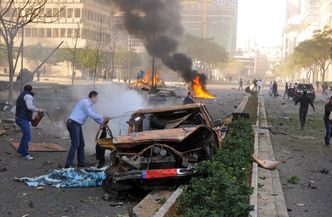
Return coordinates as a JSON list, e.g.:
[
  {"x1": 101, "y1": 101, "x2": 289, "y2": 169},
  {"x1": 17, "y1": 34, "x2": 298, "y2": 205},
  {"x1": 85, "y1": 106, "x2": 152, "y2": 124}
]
[{"x1": 237, "y1": 0, "x2": 286, "y2": 48}]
